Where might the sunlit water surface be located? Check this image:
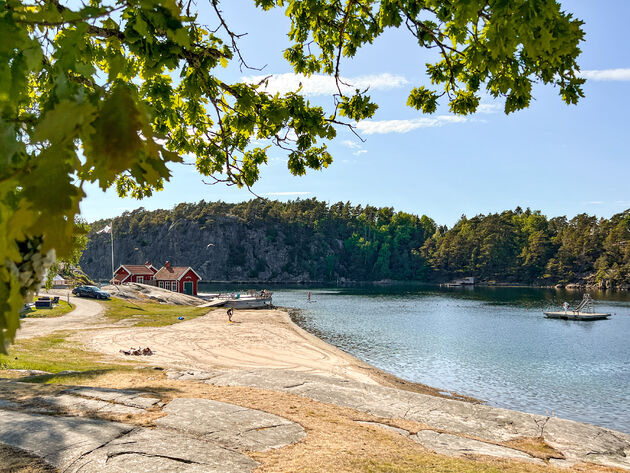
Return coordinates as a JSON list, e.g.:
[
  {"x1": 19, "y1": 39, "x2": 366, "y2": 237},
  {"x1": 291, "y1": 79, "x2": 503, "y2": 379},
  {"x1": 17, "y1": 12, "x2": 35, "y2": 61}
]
[{"x1": 199, "y1": 283, "x2": 630, "y2": 433}]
